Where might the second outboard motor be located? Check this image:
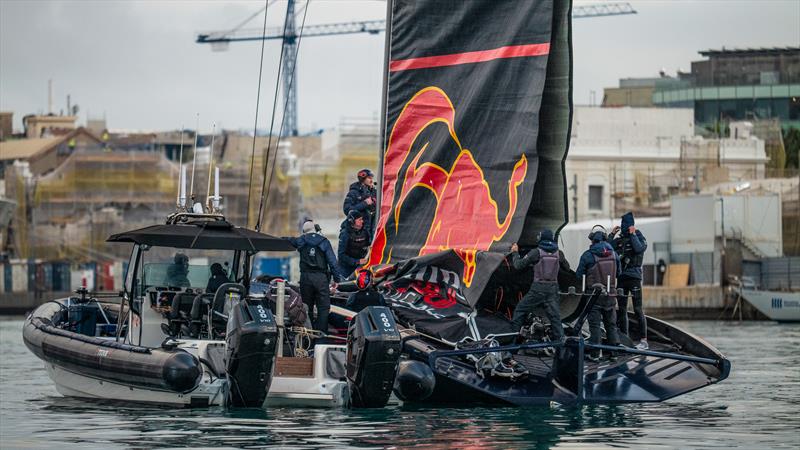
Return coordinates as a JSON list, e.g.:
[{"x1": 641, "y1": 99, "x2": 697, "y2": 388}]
[
  {"x1": 346, "y1": 306, "x2": 401, "y2": 407},
  {"x1": 225, "y1": 296, "x2": 278, "y2": 408}
]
